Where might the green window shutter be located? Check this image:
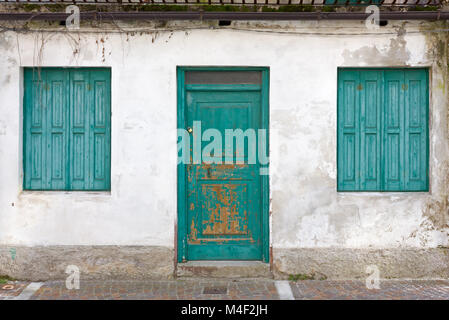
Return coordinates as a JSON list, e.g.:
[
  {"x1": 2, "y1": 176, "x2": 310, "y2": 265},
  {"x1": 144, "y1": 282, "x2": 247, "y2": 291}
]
[
  {"x1": 69, "y1": 70, "x2": 91, "y2": 190},
  {"x1": 383, "y1": 70, "x2": 405, "y2": 191},
  {"x1": 337, "y1": 68, "x2": 428, "y2": 192},
  {"x1": 360, "y1": 70, "x2": 382, "y2": 191},
  {"x1": 46, "y1": 69, "x2": 69, "y2": 190},
  {"x1": 24, "y1": 69, "x2": 47, "y2": 190},
  {"x1": 337, "y1": 69, "x2": 360, "y2": 191},
  {"x1": 24, "y1": 68, "x2": 111, "y2": 191},
  {"x1": 404, "y1": 69, "x2": 429, "y2": 191},
  {"x1": 90, "y1": 70, "x2": 111, "y2": 190}
]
